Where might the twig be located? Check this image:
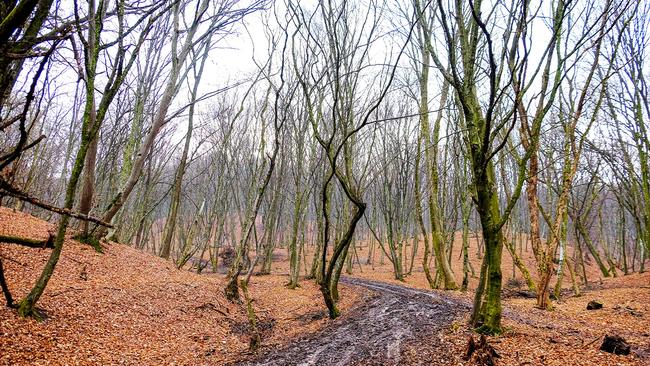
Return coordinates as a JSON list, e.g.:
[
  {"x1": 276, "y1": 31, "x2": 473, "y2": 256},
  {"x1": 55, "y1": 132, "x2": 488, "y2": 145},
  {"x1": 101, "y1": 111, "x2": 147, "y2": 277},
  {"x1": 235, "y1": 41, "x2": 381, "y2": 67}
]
[
  {"x1": 0, "y1": 254, "x2": 28, "y2": 266},
  {"x1": 46, "y1": 287, "x2": 84, "y2": 298},
  {"x1": 582, "y1": 334, "x2": 602, "y2": 348},
  {"x1": 195, "y1": 302, "x2": 229, "y2": 317}
]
